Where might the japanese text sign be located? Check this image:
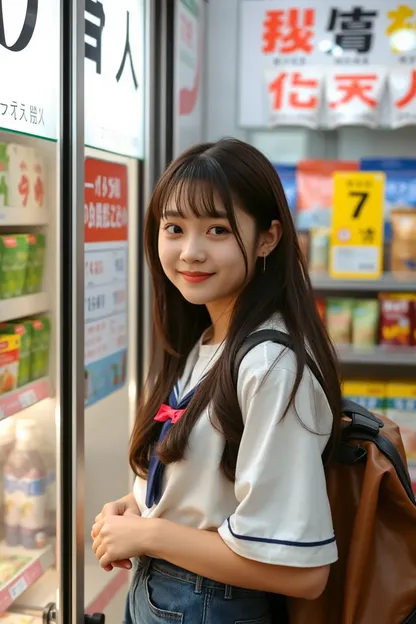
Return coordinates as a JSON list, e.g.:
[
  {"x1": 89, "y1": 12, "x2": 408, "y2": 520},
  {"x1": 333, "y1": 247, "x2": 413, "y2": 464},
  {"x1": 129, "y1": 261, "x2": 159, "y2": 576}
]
[
  {"x1": 239, "y1": 0, "x2": 416, "y2": 128},
  {"x1": 330, "y1": 172, "x2": 385, "y2": 279},
  {"x1": 389, "y1": 69, "x2": 416, "y2": 127},
  {"x1": 0, "y1": 0, "x2": 59, "y2": 139},
  {"x1": 174, "y1": 0, "x2": 205, "y2": 155},
  {"x1": 85, "y1": 0, "x2": 145, "y2": 159},
  {"x1": 84, "y1": 157, "x2": 128, "y2": 407}
]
